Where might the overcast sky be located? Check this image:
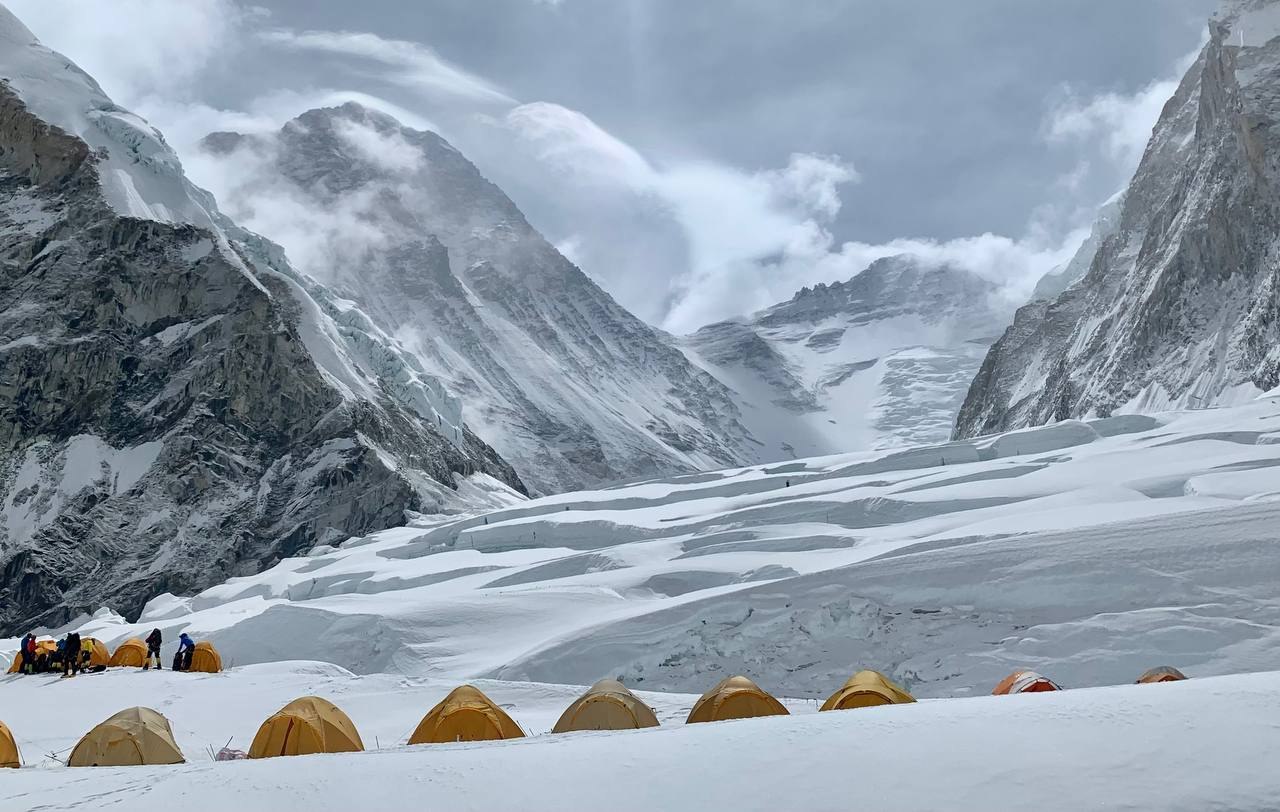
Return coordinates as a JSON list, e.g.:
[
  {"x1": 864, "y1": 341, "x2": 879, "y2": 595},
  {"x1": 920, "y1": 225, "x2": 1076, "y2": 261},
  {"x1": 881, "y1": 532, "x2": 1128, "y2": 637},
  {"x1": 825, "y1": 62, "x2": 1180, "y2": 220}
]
[{"x1": 7, "y1": 0, "x2": 1218, "y2": 331}]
